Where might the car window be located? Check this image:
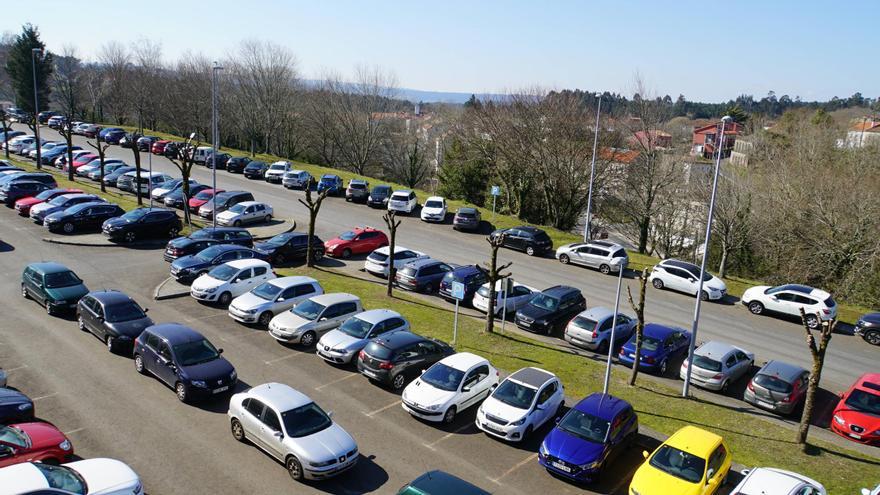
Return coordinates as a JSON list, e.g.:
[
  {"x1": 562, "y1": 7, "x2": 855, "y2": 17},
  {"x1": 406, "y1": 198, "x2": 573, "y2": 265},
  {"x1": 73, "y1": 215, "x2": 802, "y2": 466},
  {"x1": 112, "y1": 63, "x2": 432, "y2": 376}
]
[
  {"x1": 706, "y1": 444, "x2": 727, "y2": 477},
  {"x1": 598, "y1": 318, "x2": 614, "y2": 332},
  {"x1": 465, "y1": 364, "x2": 490, "y2": 386},
  {"x1": 219, "y1": 252, "x2": 237, "y2": 262},
  {"x1": 724, "y1": 355, "x2": 736, "y2": 368},
  {"x1": 253, "y1": 266, "x2": 268, "y2": 277},
  {"x1": 245, "y1": 398, "x2": 265, "y2": 418},
  {"x1": 775, "y1": 292, "x2": 796, "y2": 302},
  {"x1": 261, "y1": 407, "x2": 282, "y2": 432},
  {"x1": 279, "y1": 287, "x2": 299, "y2": 301},
  {"x1": 233, "y1": 269, "x2": 252, "y2": 282},
  {"x1": 144, "y1": 333, "x2": 160, "y2": 350},
  {"x1": 537, "y1": 381, "x2": 557, "y2": 405},
  {"x1": 735, "y1": 351, "x2": 748, "y2": 362},
  {"x1": 237, "y1": 250, "x2": 254, "y2": 260},
  {"x1": 384, "y1": 318, "x2": 405, "y2": 332},
  {"x1": 513, "y1": 286, "x2": 531, "y2": 297},
  {"x1": 156, "y1": 341, "x2": 172, "y2": 361},
  {"x1": 338, "y1": 302, "x2": 358, "y2": 315},
  {"x1": 395, "y1": 344, "x2": 420, "y2": 361},
  {"x1": 294, "y1": 284, "x2": 316, "y2": 297}
]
